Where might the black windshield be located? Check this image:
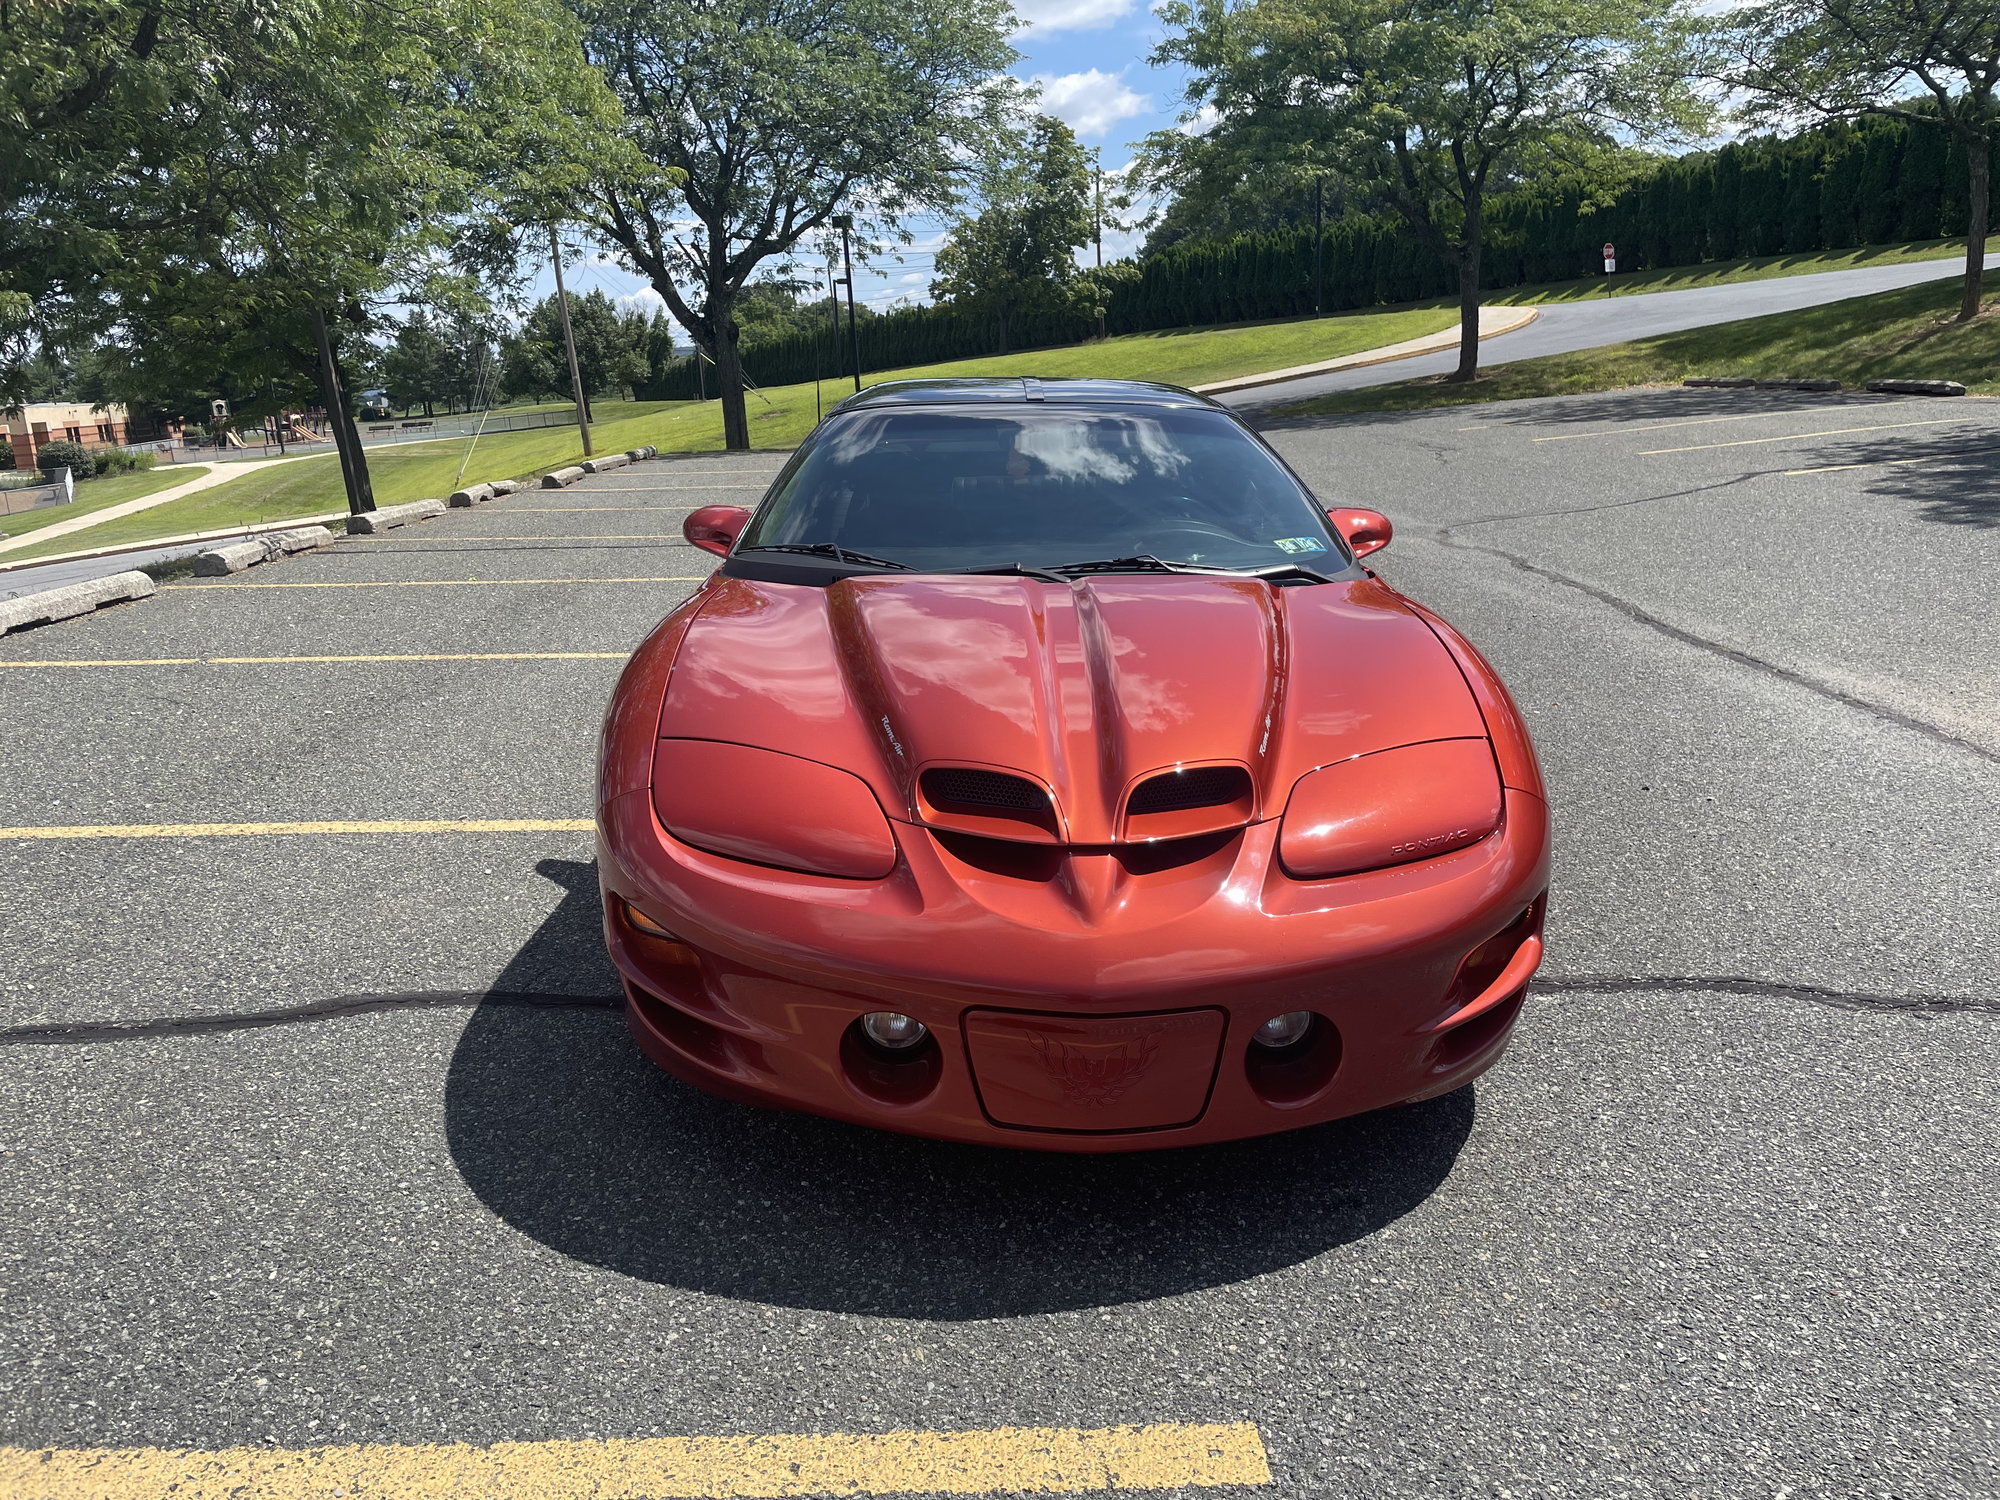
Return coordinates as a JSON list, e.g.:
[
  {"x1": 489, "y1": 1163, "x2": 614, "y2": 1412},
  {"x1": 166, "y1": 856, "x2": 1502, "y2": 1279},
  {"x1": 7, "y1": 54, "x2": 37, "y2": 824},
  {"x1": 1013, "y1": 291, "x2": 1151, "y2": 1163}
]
[{"x1": 735, "y1": 405, "x2": 1342, "y2": 574}]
